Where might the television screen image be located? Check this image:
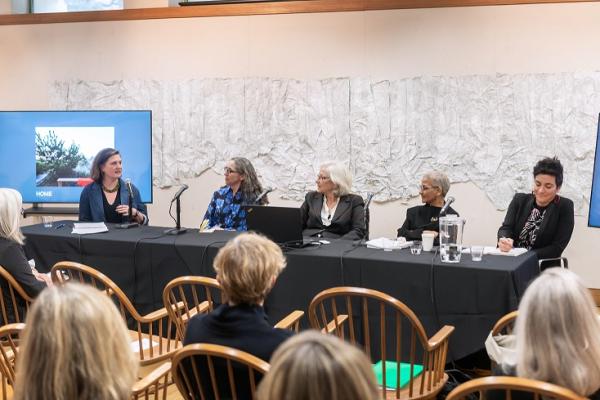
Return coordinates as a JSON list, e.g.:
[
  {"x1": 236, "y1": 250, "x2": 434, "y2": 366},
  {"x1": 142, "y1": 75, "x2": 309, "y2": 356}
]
[
  {"x1": 0, "y1": 111, "x2": 152, "y2": 204},
  {"x1": 589, "y1": 114, "x2": 600, "y2": 227}
]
